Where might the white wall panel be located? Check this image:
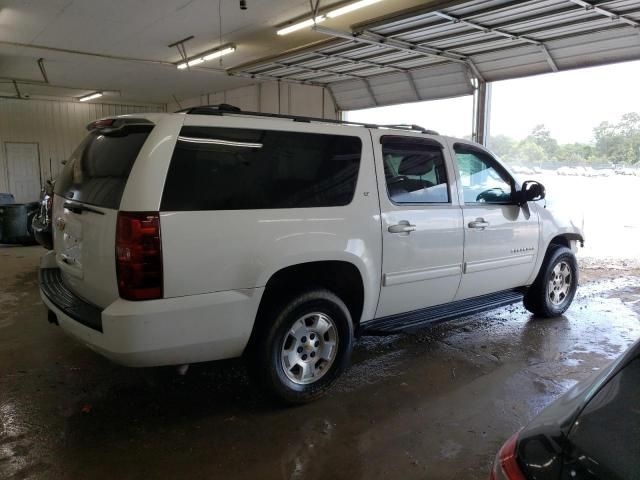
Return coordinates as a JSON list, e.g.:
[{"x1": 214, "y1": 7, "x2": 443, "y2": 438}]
[
  {"x1": 166, "y1": 81, "x2": 337, "y2": 120},
  {"x1": 0, "y1": 99, "x2": 162, "y2": 194}
]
